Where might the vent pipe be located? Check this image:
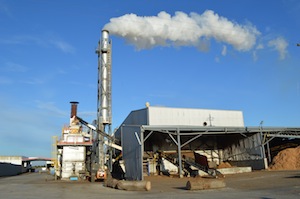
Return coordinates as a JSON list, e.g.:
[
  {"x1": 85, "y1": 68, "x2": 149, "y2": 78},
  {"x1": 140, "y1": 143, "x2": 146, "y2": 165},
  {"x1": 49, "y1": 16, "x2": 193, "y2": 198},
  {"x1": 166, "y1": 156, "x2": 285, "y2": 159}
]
[{"x1": 70, "y1": 101, "x2": 79, "y2": 118}]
